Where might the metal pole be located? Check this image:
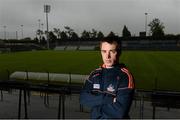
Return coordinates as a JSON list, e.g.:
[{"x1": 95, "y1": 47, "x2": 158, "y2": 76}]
[
  {"x1": 58, "y1": 94, "x2": 61, "y2": 119},
  {"x1": 0, "y1": 90, "x2": 3, "y2": 101},
  {"x1": 23, "y1": 90, "x2": 28, "y2": 119},
  {"x1": 25, "y1": 70, "x2": 31, "y2": 105},
  {"x1": 21, "y1": 25, "x2": 23, "y2": 39},
  {"x1": 41, "y1": 23, "x2": 44, "y2": 31},
  {"x1": 18, "y1": 89, "x2": 22, "y2": 119},
  {"x1": 41, "y1": 23, "x2": 44, "y2": 41},
  {"x1": 38, "y1": 19, "x2": 42, "y2": 41},
  {"x1": 153, "y1": 104, "x2": 156, "y2": 119},
  {"x1": 3, "y1": 26, "x2": 6, "y2": 40},
  {"x1": 62, "y1": 94, "x2": 65, "y2": 119},
  {"x1": 145, "y1": 13, "x2": 148, "y2": 36},
  {"x1": 38, "y1": 19, "x2": 41, "y2": 30},
  {"x1": 16, "y1": 31, "x2": 18, "y2": 40},
  {"x1": 140, "y1": 94, "x2": 144, "y2": 119},
  {"x1": 44, "y1": 5, "x2": 50, "y2": 49},
  {"x1": 46, "y1": 12, "x2": 49, "y2": 49},
  {"x1": 152, "y1": 91, "x2": 156, "y2": 119}
]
